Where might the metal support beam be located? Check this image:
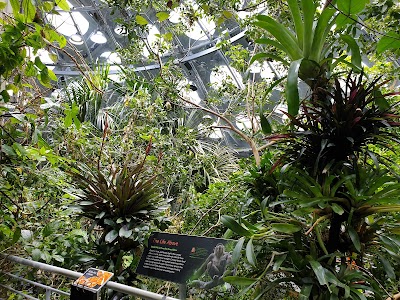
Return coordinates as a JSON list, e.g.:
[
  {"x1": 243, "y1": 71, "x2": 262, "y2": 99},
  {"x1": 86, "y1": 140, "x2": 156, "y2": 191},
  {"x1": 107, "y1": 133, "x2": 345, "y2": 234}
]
[
  {"x1": 1, "y1": 254, "x2": 179, "y2": 300},
  {"x1": 0, "y1": 284, "x2": 40, "y2": 300}
]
